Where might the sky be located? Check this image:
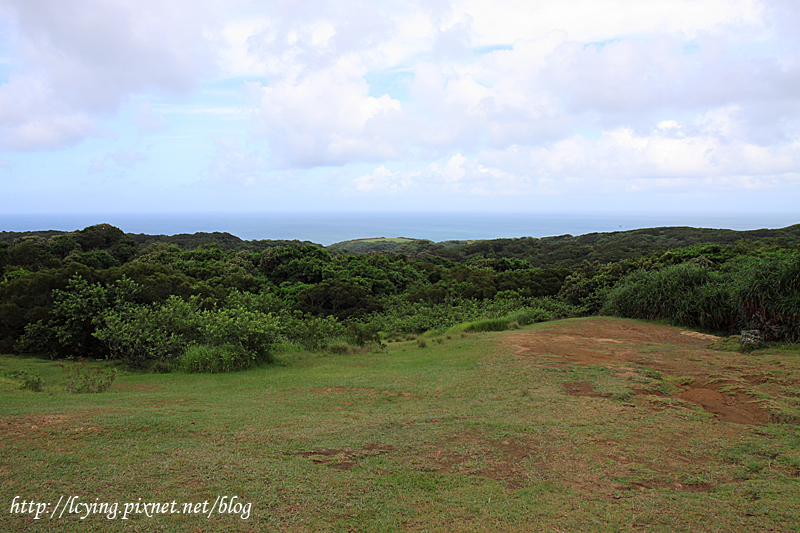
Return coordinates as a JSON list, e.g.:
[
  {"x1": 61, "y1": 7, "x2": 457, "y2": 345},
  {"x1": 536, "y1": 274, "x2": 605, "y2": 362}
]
[{"x1": 1, "y1": 0, "x2": 799, "y2": 217}]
